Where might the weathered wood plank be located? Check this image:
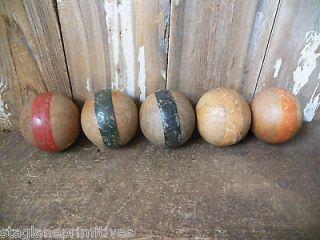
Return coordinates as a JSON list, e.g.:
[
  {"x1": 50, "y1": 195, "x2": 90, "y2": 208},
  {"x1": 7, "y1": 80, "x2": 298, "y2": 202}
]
[
  {"x1": 167, "y1": 0, "x2": 279, "y2": 104},
  {"x1": 134, "y1": 0, "x2": 169, "y2": 100},
  {"x1": 57, "y1": 0, "x2": 111, "y2": 105},
  {"x1": 58, "y1": 0, "x2": 169, "y2": 105},
  {"x1": 0, "y1": 0, "x2": 71, "y2": 129},
  {"x1": 255, "y1": 0, "x2": 320, "y2": 122}
]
